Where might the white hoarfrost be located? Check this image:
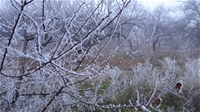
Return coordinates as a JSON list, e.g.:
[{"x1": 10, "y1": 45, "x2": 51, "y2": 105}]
[{"x1": 0, "y1": 0, "x2": 200, "y2": 111}]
